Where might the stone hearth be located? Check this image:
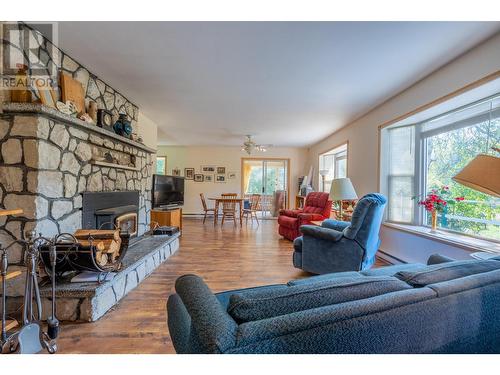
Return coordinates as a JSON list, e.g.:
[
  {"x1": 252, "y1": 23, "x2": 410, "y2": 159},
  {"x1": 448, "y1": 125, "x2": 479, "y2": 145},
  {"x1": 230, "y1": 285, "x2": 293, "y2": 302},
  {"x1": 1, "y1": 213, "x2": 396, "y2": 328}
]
[{"x1": 8, "y1": 233, "x2": 180, "y2": 321}]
